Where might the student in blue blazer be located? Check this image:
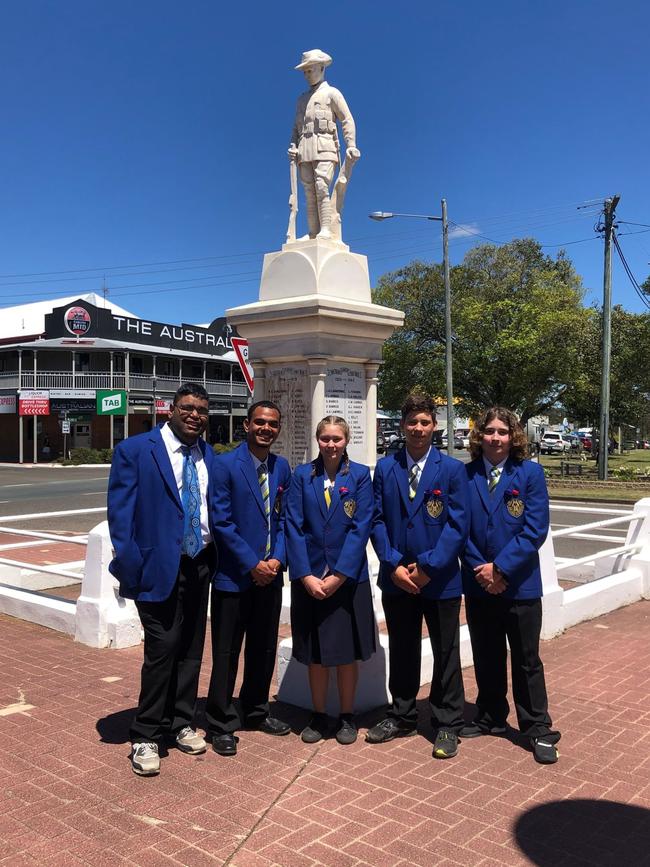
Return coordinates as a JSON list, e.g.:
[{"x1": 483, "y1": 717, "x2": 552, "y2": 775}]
[
  {"x1": 286, "y1": 416, "x2": 376, "y2": 745},
  {"x1": 205, "y1": 401, "x2": 292, "y2": 757},
  {"x1": 461, "y1": 406, "x2": 560, "y2": 764},
  {"x1": 107, "y1": 383, "x2": 218, "y2": 776},
  {"x1": 369, "y1": 394, "x2": 469, "y2": 759}
]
